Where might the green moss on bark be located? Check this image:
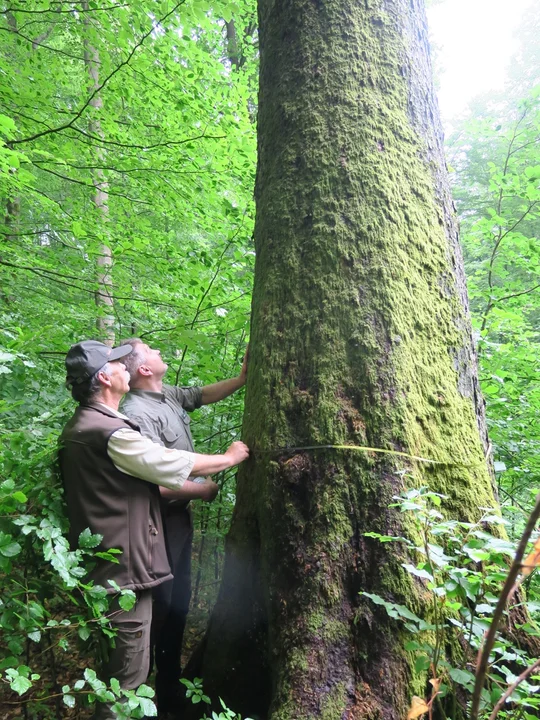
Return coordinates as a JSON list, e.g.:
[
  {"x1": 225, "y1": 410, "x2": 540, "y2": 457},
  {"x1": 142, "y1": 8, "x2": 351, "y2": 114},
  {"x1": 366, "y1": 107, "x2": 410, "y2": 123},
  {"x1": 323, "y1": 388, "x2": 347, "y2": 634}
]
[{"x1": 193, "y1": 0, "x2": 498, "y2": 717}]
